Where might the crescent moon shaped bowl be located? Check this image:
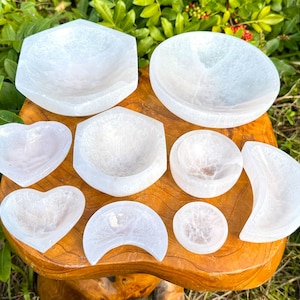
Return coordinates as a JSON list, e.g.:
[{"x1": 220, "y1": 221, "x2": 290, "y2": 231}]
[
  {"x1": 0, "y1": 186, "x2": 85, "y2": 253},
  {"x1": 73, "y1": 106, "x2": 167, "y2": 197},
  {"x1": 15, "y1": 19, "x2": 138, "y2": 116},
  {"x1": 240, "y1": 141, "x2": 300, "y2": 243},
  {"x1": 149, "y1": 31, "x2": 280, "y2": 128},
  {"x1": 83, "y1": 201, "x2": 168, "y2": 264},
  {"x1": 173, "y1": 201, "x2": 228, "y2": 254},
  {"x1": 0, "y1": 121, "x2": 72, "y2": 187},
  {"x1": 170, "y1": 130, "x2": 243, "y2": 198}
]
